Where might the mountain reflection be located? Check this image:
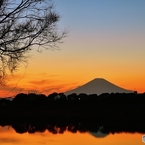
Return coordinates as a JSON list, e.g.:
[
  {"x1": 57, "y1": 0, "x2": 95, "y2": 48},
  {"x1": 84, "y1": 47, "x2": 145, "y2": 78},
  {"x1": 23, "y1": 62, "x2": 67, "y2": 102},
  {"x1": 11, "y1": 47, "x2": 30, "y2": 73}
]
[{"x1": 1, "y1": 120, "x2": 145, "y2": 136}]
